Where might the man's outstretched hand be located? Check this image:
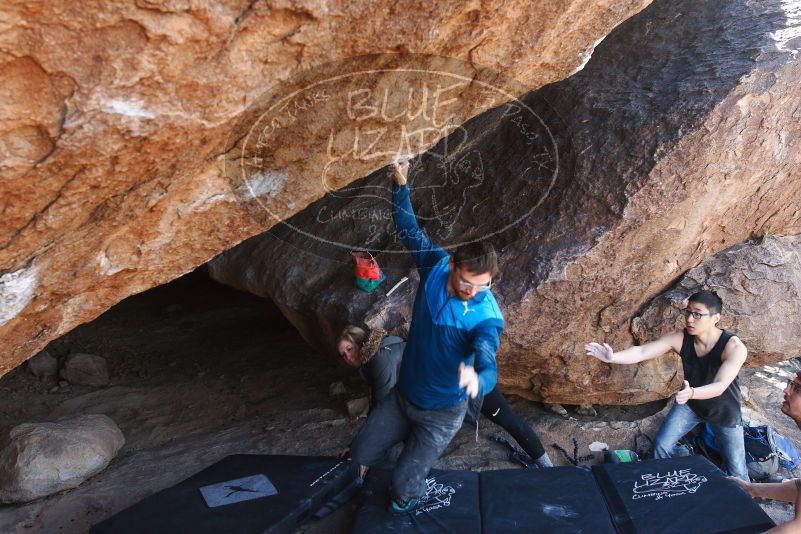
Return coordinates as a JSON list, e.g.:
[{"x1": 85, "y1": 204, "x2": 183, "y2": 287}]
[
  {"x1": 391, "y1": 160, "x2": 409, "y2": 186},
  {"x1": 585, "y1": 342, "x2": 614, "y2": 363},
  {"x1": 459, "y1": 362, "x2": 479, "y2": 399}
]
